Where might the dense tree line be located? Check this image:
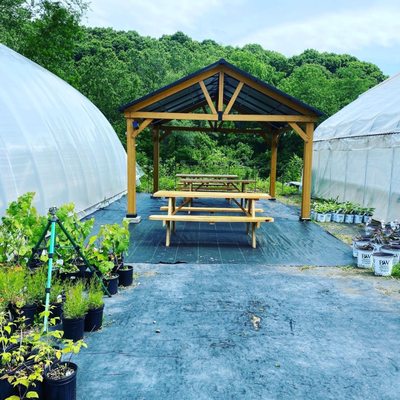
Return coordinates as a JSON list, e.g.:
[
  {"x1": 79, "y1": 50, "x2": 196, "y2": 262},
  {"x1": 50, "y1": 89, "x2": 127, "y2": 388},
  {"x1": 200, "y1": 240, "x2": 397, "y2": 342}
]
[{"x1": 1, "y1": 1, "x2": 387, "y2": 180}]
